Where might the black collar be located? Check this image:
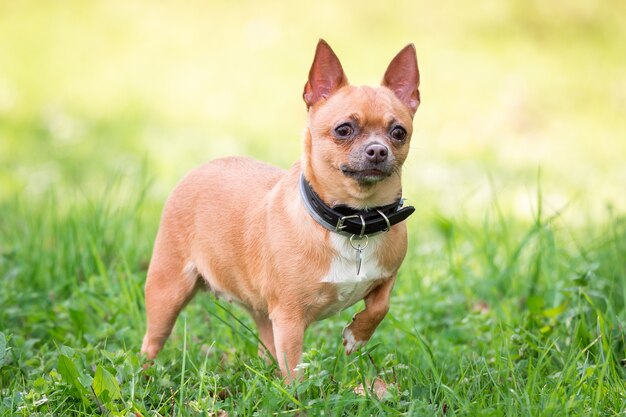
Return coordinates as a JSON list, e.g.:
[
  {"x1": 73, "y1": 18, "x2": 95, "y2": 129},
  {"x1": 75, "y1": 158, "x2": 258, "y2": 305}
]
[{"x1": 299, "y1": 175, "x2": 415, "y2": 237}]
